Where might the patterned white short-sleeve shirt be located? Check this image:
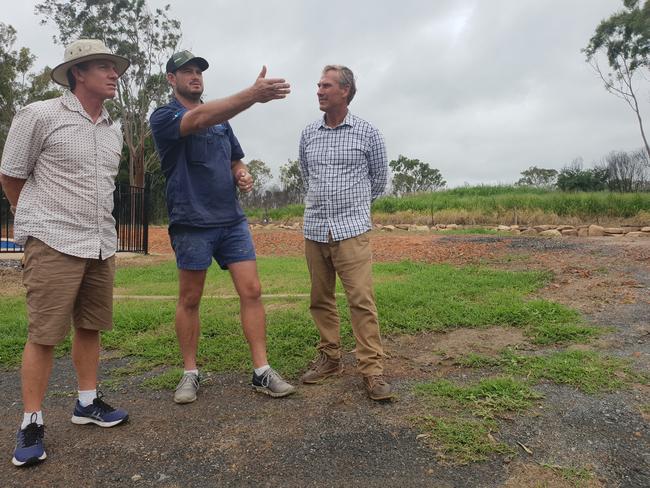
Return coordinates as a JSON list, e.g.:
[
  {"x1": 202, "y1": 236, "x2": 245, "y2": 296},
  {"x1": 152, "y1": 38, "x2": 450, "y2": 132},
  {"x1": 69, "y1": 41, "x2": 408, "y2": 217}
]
[{"x1": 0, "y1": 91, "x2": 122, "y2": 259}]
